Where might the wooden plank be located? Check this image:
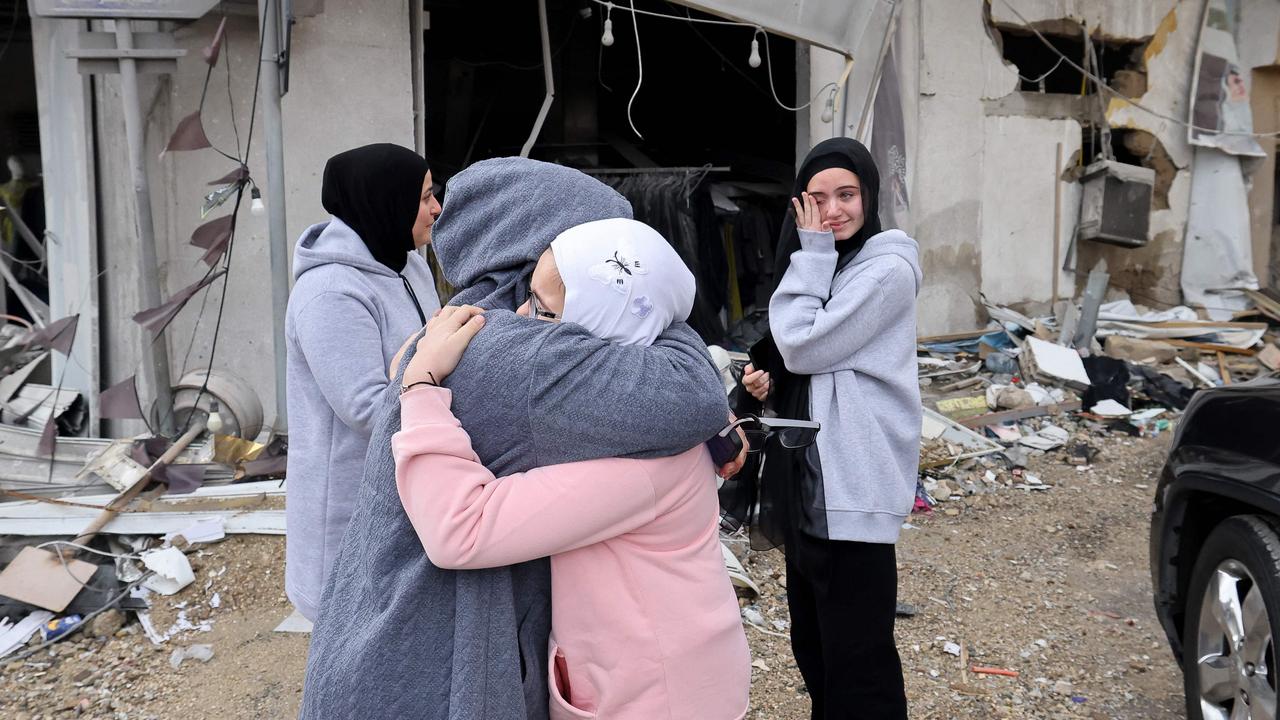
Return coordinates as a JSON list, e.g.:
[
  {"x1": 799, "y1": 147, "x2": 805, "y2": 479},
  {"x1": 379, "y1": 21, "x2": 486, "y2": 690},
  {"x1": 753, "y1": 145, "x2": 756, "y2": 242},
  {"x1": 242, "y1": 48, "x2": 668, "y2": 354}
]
[
  {"x1": 918, "y1": 329, "x2": 991, "y2": 344},
  {"x1": 958, "y1": 401, "x2": 1083, "y2": 429},
  {"x1": 1244, "y1": 289, "x2": 1280, "y2": 322},
  {"x1": 1163, "y1": 339, "x2": 1259, "y2": 356},
  {"x1": 0, "y1": 479, "x2": 285, "y2": 511},
  {"x1": 1218, "y1": 352, "x2": 1232, "y2": 385},
  {"x1": 0, "y1": 510, "x2": 285, "y2": 536},
  {"x1": 1142, "y1": 321, "x2": 1268, "y2": 330}
]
